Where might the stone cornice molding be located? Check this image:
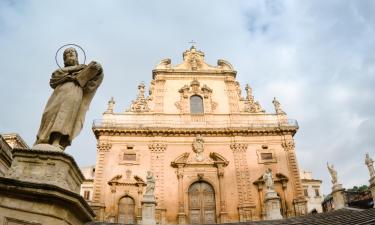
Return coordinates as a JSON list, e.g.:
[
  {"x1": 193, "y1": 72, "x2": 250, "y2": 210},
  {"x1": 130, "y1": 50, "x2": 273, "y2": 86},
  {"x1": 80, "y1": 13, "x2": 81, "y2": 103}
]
[{"x1": 93, "y1": 126, "x2": 297, "y2": 139}]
